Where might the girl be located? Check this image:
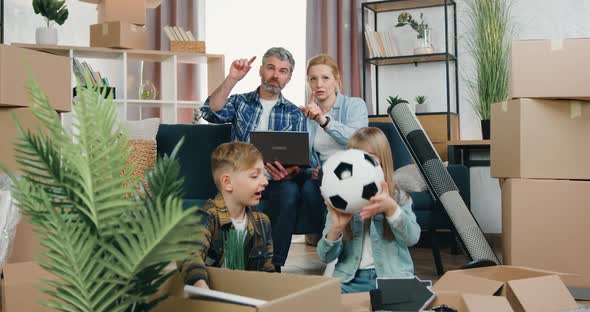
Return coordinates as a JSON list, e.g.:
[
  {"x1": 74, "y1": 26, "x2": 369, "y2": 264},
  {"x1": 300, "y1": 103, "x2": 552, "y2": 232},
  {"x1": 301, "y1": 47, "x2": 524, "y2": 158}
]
[{"x1": 316, "y1": 127, "x2": 421, "y2": 293}]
